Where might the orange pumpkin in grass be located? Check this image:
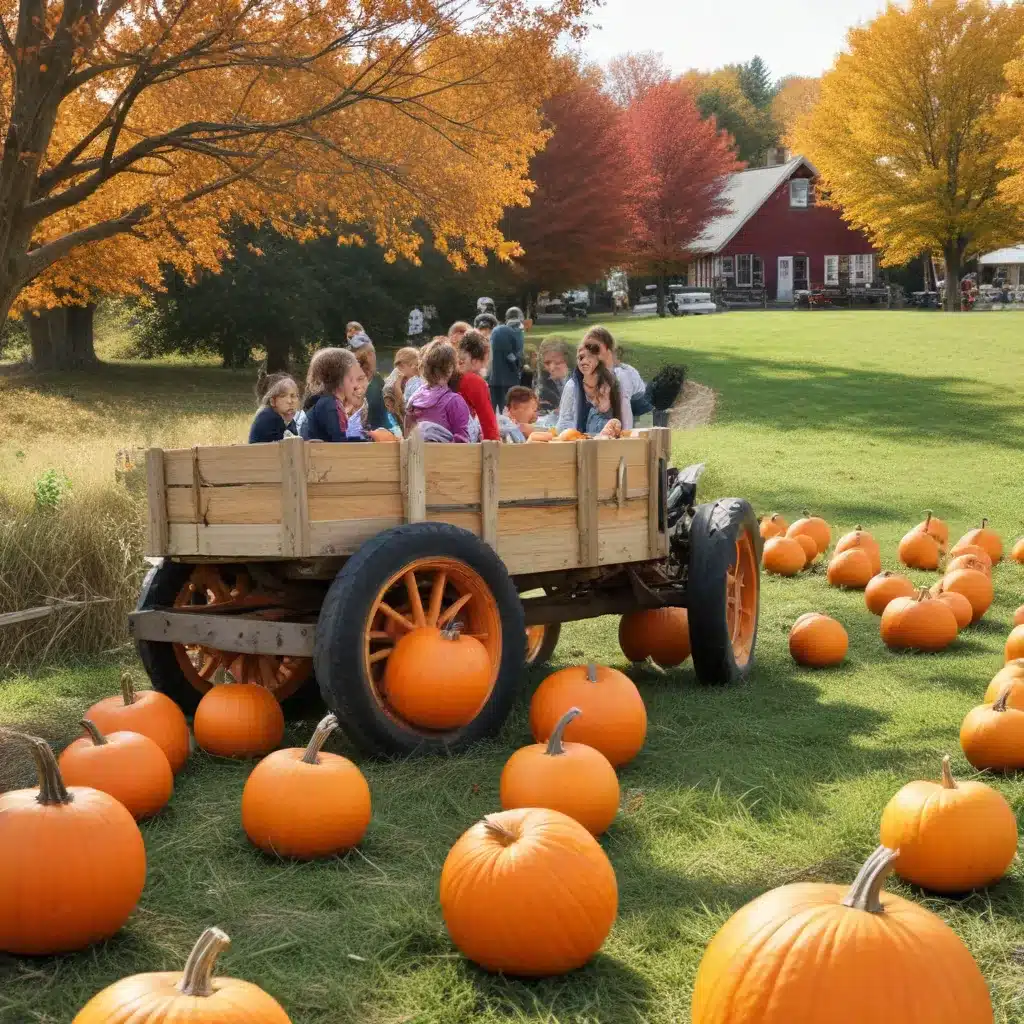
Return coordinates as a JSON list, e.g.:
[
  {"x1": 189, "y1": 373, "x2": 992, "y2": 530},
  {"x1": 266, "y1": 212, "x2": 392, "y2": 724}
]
[
  {"x1": 938, "y1": 568, "x2": 993, "y2": 623},
  {"x1": 947, "y1": 542, "x2": 993, "y2": 566},
  {"x1": 914, "y1": 511, "x2": 949, "y2": 551},
  {"x1": 763, "y1": 536, "x2": 806, "y2": 576},
  {"x1": 1012, "y1": 539, "x2": 1024, "y2": 564},
  {"x1": 898, "y1": 527, "x2": 941, "y2": 571},
  {"x1": 865, "y1": 571, "x2": 916, "y2": 616},
  {"x1": 617, "y1": 608, "x2": 690, "y2": 667},
  {"x1": 936, "y1": 590, "x2": 973, "y2": 631},
  {"x1": 880, "y1": 589, "x2": 958, "y2": 652},
  {"x1": 1006, "y1": 626, "x2": 1024, "y2": 663},
  {"x1": 786, "y1": 512, "x2": 831, "y2": 555},
  {"x1": 1015, "y1": 605, "x2": 1024, "y2": 627},
  {"x1": 759, "y1": 513, "x2": 789, "y2": 540},
  {"x1": 834, "y1": 526, "x2": 881, "y2": 575},
  {"x1": 193, "y1": 682, "x2": 285, "y2": 759},
  {"x1": 947, "y1": 554, "x2": 992, "y2": 577},
  {"x1": 960, "y1": 690, "x2": 1024, "y2": 771},
  {"x1": 957, "y1": 518, "x2": 1003, "y2": 563},
  {"x1": 788, "y1": 613, "x2": 848, "y2": 668},
  {"x1": 793, "y1": 533, "x2": 818, "y2": 565},
  {"x1": 827, "y1": 548, "x2": 874, "y2": 590},
  {"x1": 984, "y1": 660, "x2": 1024, "y2": 706}
]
